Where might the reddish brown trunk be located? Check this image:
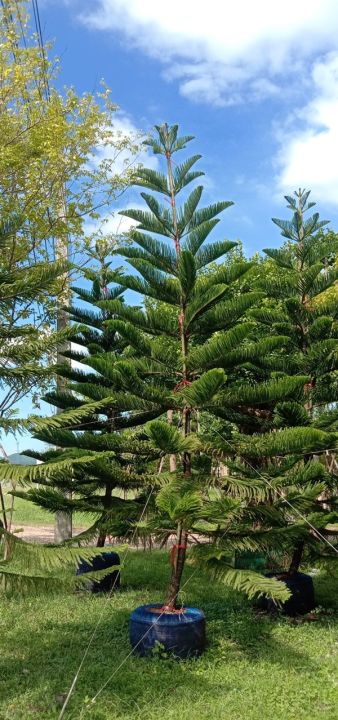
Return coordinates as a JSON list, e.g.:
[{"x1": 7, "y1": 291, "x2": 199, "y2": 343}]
[
  {"x1": 164, "y1": 129, "x2": 190, "y2": 609},
  {"x1": 165, "y1": 530, "x2": 188, "y2": 609}
]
